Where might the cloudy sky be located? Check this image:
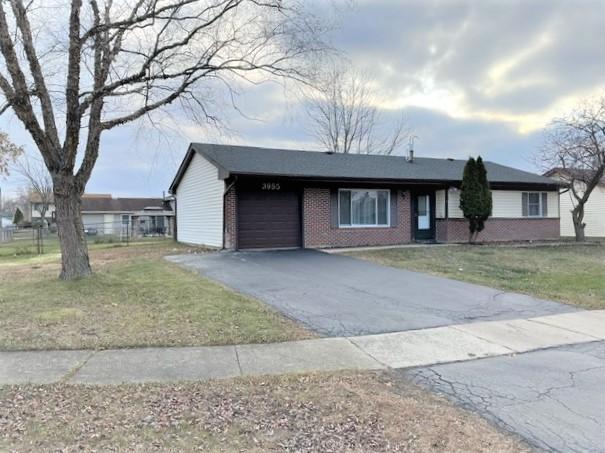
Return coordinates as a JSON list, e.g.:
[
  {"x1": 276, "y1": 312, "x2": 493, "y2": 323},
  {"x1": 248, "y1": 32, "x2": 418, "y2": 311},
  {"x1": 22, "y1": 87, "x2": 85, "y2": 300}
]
[{"x1": 2, "y1": 0, "x2": 605, "y2": 198}]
